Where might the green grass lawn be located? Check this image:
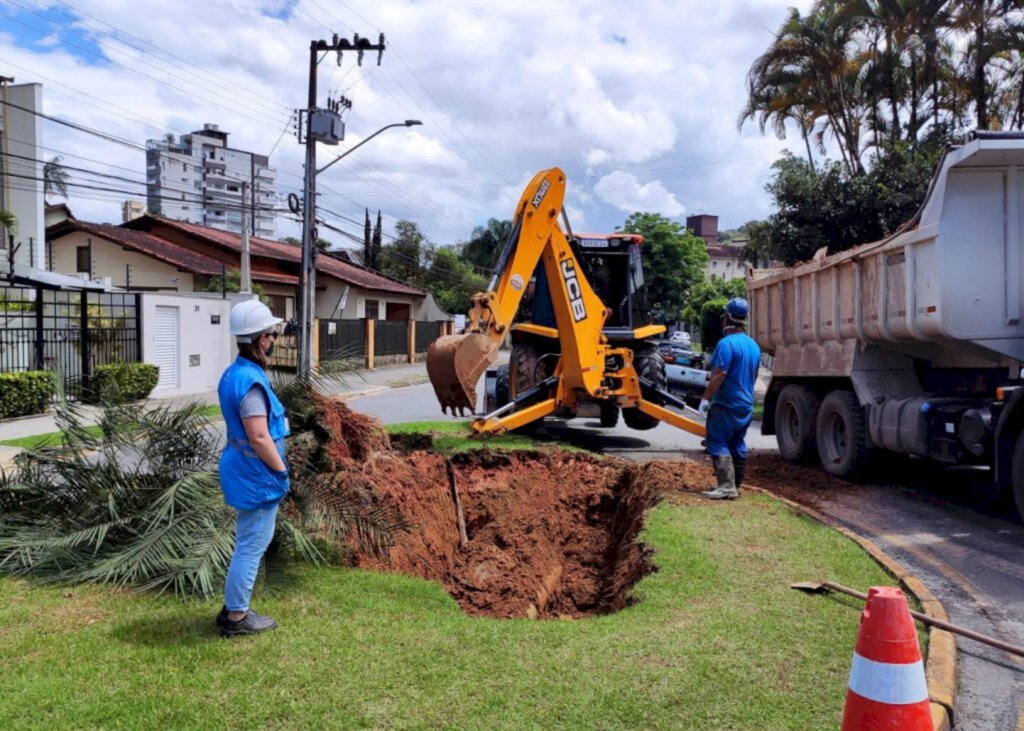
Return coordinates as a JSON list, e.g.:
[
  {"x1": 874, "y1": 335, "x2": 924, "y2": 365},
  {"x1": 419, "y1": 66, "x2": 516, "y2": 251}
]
[
  {"x1": 386, "y1": 420, "x2": 550, "y2": 454},
  {"x1": 0, "y1": 405, "x2": 222, "y2": 449},
  {"x1": 0, "y1": 492, "x2": 892, "y2": 730}
]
